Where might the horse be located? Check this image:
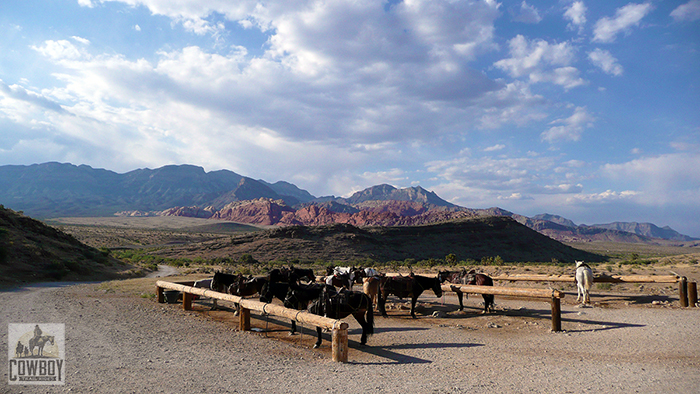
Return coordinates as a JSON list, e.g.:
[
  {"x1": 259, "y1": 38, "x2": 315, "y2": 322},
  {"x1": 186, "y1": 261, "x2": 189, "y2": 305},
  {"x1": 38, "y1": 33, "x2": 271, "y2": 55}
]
[
  {"x1": 28, "y1": 335, "x2": 54, "y2": 356},
  {"x1": 211, "y1": 272, "x2": 238, "y2": 293},
  {"x1": 304, "y1": 288, "x2": 374, "y2": 348},
  {"x1": 193, "y1": 278, "x2": 217, "y2": 309},
  {"x1": 259, "y1": 281, "x2": 301, "y2": 335},
  {"x1": 289, "y1": 266, "x2": 316, "y2": 283},
  {"x1": 15, "y1": 341, "x2": 25, "y2": 358},
  {"x1": 228, "y1": 275, "x2": 268, "y2": 297},
  {"x1": 327, "y1": 266, "x2": 359, "y2": 285},
  {"x1": 362, "y1": 276, "x2": 381, "y2": 308},
  {"x1": 283, "y1": 282, "x2": 337, "y2": 310},
  {"x1": 325, "y1": 273, "x2": 353, "y2": 290},
  {"x1": 575, "y1": 261, "x2": 593, "y2": 304},
  {"x1": 438, "y1": 269, "x2": 495, "y2": 313},
  {"x1": 377, "y1": 274, "x2": 443, "y2": 318},
  {"x1": 269, "y1": 266, "x2": 316, "y2": 284}
]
